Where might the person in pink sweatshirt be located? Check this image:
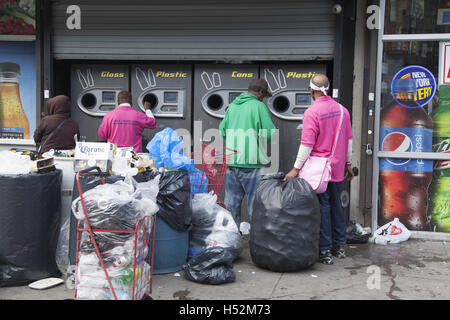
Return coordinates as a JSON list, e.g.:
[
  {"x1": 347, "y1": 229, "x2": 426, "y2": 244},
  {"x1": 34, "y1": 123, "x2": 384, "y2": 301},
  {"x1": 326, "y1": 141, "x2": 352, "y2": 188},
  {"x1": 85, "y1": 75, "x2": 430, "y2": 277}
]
[{"x1": 98, "y1": 90, "x2": 156, "y2": 153}]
